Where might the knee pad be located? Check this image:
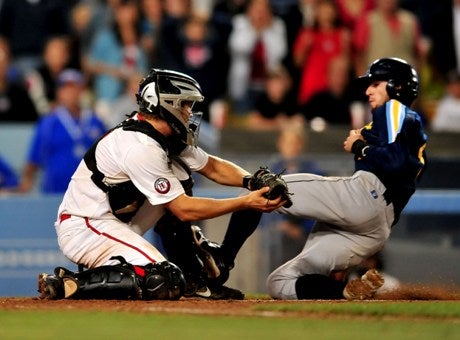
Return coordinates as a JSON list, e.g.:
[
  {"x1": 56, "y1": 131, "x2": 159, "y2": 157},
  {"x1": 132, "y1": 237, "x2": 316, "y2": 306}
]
[{"x1": 142, "y1": 261, "x2": 186, "y2": 300}]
